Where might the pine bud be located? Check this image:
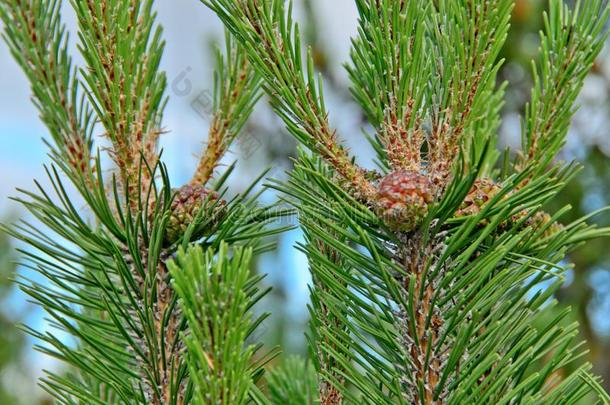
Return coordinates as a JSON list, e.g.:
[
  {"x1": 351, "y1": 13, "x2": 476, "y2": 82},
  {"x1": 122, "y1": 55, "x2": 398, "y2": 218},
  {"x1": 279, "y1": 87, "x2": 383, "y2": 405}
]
[
  {"x1": 374, "y1": 170, "x2": 435, "y2": 232},
  {"x1": 165, "y1": 184, "x2": 226, "y2": 245}
]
